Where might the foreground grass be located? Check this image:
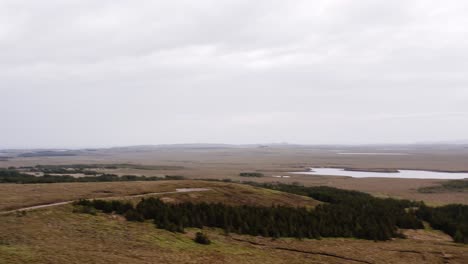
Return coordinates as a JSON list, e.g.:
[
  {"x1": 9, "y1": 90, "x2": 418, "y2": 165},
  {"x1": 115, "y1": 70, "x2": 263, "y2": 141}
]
[
  {"x1": 0, "y1": 206, "x2": 285, "y2": 264},
  {"x1": 1, "y1": 201, "x2": 467, "y2": 263}
]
